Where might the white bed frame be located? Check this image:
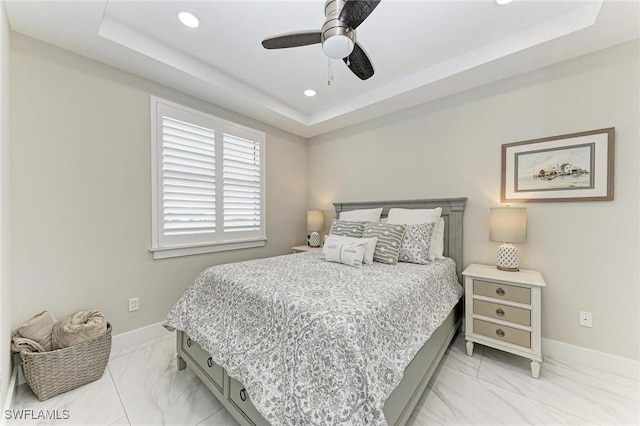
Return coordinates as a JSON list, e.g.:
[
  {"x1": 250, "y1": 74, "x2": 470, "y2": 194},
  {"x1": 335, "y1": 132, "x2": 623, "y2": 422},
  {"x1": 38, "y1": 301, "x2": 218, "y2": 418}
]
[{"x1": 175, "y1": 198, "x2": 467, "y2": 426}]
